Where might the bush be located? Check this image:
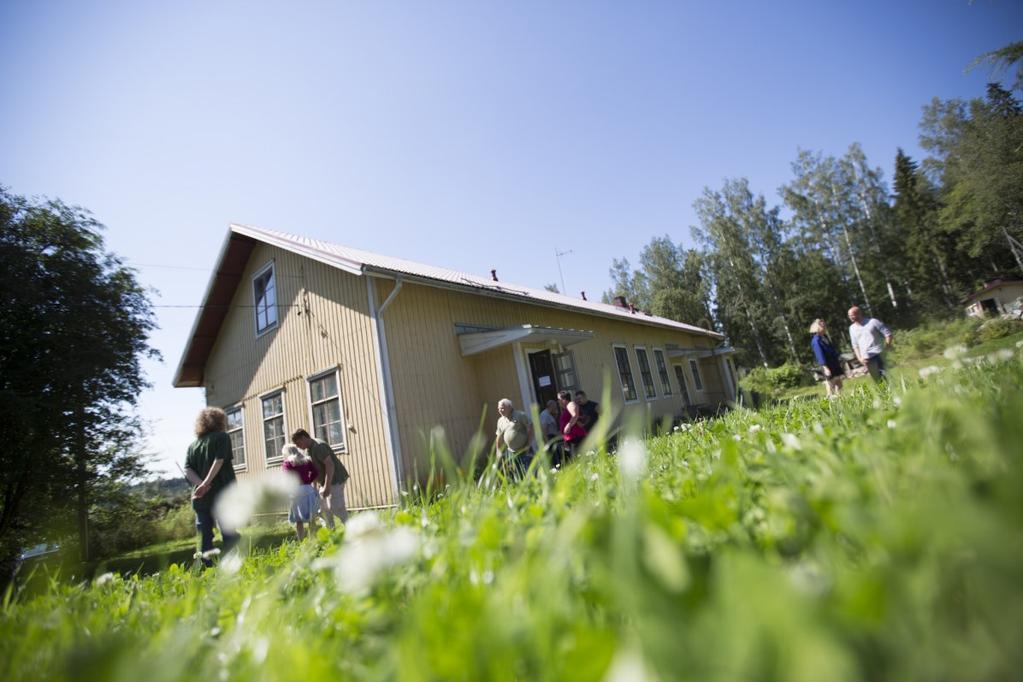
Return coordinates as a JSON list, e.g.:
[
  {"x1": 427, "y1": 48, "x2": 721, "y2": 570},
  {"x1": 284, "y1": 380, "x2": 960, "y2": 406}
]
[
  {"x1": 976, "y1": 317, "x2": 1023, "y2": 344},
  {"x1": 889, "y1": 316, "x2": 983, "y2": 363},
  {"x1": 739, "y1": 362, "x2": 813, "y2": 399}
]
